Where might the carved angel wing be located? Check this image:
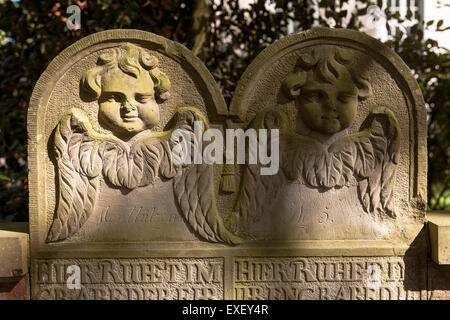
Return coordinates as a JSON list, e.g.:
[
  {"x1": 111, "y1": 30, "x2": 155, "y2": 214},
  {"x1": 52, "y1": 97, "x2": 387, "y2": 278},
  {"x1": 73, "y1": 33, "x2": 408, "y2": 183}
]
[
  {"x1": 351, "y1": 106, "x2": 400, "y2": 218},
  {"x1": 171, "y1": 108, "x2": 242, "y2": 245},
  {"x1": 233, "y1": 108, "x2": 289, "y2": 228},
  {"x1": 324, "y1": 106, "x2": 400, "y2": 218},
  {"x1": 47, "y1": 108, "x2": 125, "y2": 242}
]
